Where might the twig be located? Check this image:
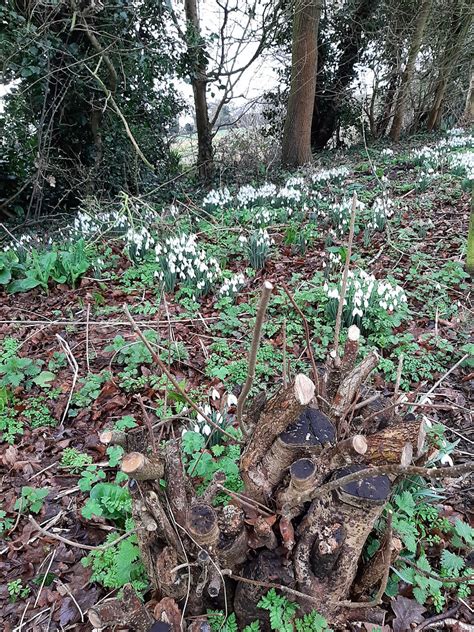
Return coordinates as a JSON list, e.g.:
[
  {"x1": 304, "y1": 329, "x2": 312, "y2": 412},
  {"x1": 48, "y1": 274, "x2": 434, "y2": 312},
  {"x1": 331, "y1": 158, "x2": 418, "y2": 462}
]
[
  {"x1": 338, "y1": 512, "x2": 393, "y2": 608},
  {"x1": 56, "y1": 334, "x2": 79, "y2": 423},
  {"x1": 413, "y1": 607, "x2": 459, "y2": 632},
  {"x1": 28, "y1": 515, "x2": 135, "y2": 551},
  {"x1": 222, "y1": 570, "x2": 322, "y2": 606},
  {"x1": 282, "y1": 317, "x2": 288, "y2": 388},
  {"x1": 417, "y1": 353, "x2": 469, "y2": 406},
  {"x1": 55, "y1": 579, "x2": 84, "y2": 622},
  {"x1": 136, "y1": 394, "x2": 156, "y2": 452},
  {"x1": 217, "y1": 484, "x2": 274, "y2": 516},
  {"x1": 236, "y1": 281, "x2": 273, "y2": 433},
  {"x1": 282, "y1": 283, "x2": 319, "y2": 395},
  {"x1": 123, "y1": 304, "x2": 238, "y2": 443},
  {"x1": 393, "y1": 353, "x2": 404, "y2": 409},
  {"x1": 34, "y1": 550, "x2": 56, "y2": 607},
  {"x1": 85, "y1": 303, "x2": 91, "y2": 374},
  {"x1": 17, "y1": 600, "x2": 30, "y2": 632},
  {"x1": 333, "y1": 191, "x2": 358, "y2": 361}
]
